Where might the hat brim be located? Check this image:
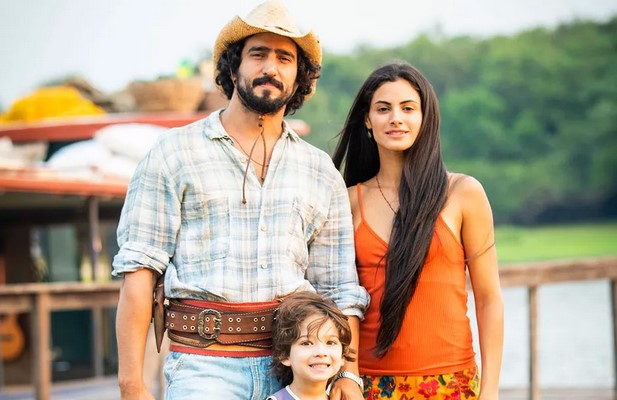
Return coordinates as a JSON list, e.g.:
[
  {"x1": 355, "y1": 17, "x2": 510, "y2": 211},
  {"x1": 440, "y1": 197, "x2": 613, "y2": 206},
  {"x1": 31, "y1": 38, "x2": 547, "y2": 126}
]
[{"x1": 213, "y1": 16, "x2": 322, "y2": 71}]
